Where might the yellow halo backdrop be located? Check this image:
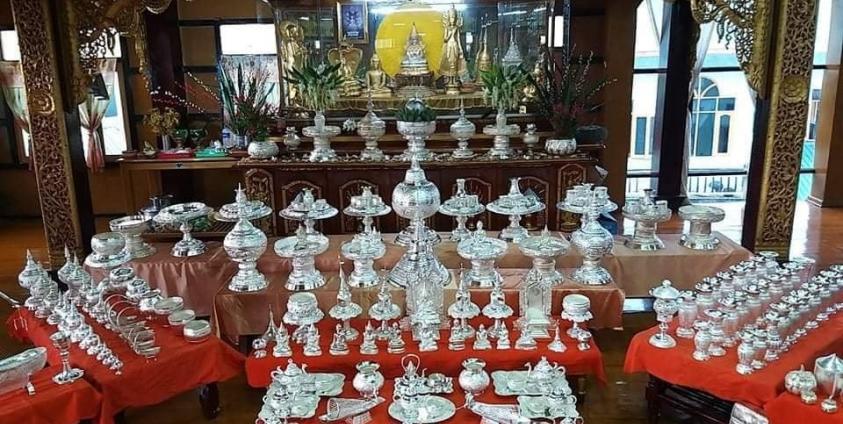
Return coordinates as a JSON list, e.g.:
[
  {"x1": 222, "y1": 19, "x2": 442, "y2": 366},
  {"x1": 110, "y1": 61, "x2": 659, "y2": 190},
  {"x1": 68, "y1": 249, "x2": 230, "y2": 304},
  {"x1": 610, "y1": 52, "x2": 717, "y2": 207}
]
[{"x1": 374, "y1": 5, "x2": 445, "y2": 77}]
